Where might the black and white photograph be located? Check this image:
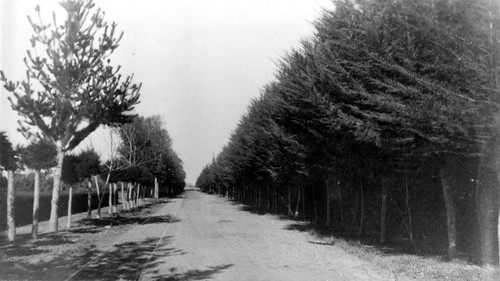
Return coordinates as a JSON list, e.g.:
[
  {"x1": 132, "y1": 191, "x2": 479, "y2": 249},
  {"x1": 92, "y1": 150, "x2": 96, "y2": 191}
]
[{"x1": 0, "y1": 0, "x2": 500, "y2": 280}]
